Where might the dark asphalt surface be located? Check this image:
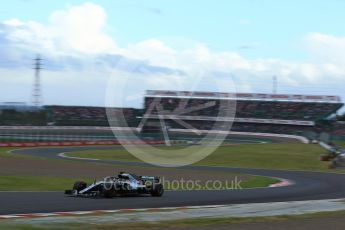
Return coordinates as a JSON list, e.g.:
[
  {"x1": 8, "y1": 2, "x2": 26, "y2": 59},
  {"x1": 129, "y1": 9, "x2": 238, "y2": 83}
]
[{"x1": 1, "y1": 146, "x2": 345, "y2": 215}]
